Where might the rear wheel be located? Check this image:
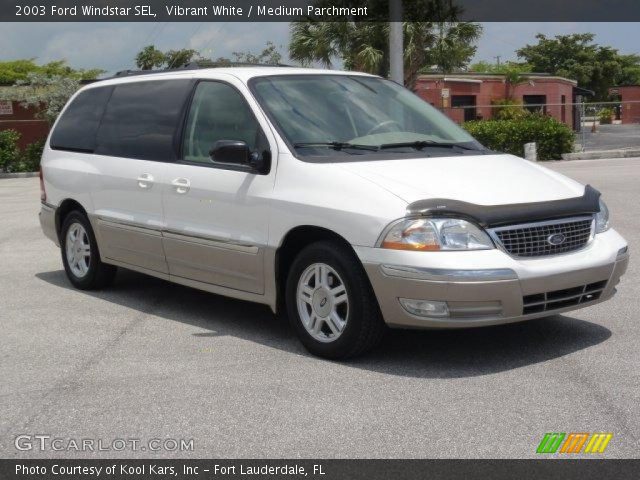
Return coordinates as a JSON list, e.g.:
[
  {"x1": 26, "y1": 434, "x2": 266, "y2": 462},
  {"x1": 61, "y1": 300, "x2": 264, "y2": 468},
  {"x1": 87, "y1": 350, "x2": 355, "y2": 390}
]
[
  {"x1": 286, "y1": 241, "x2": 385, "y2": 359},
  {"x1": 60, "y1": 211, "x2": 117, "y2": 290}
]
